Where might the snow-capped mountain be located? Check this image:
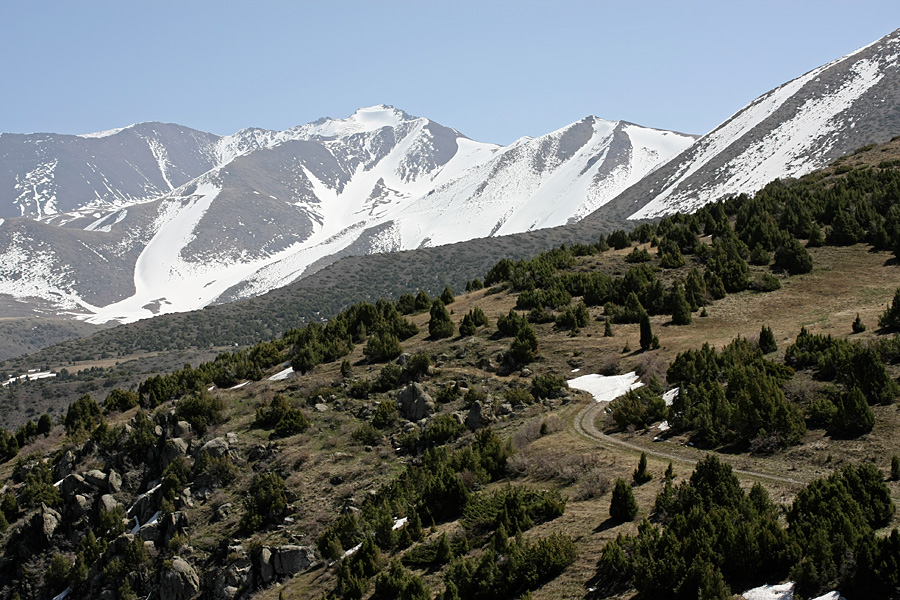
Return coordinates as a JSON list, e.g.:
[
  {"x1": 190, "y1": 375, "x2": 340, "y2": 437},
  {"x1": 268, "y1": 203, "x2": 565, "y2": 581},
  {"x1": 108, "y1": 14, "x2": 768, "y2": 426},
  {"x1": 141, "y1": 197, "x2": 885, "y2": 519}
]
[
  {"x1": 593, "y1": 27, "x2": 900, "y2": 221},
  {"x1": 0, "y1": 106, "x2": 695, "y2": 323}
]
